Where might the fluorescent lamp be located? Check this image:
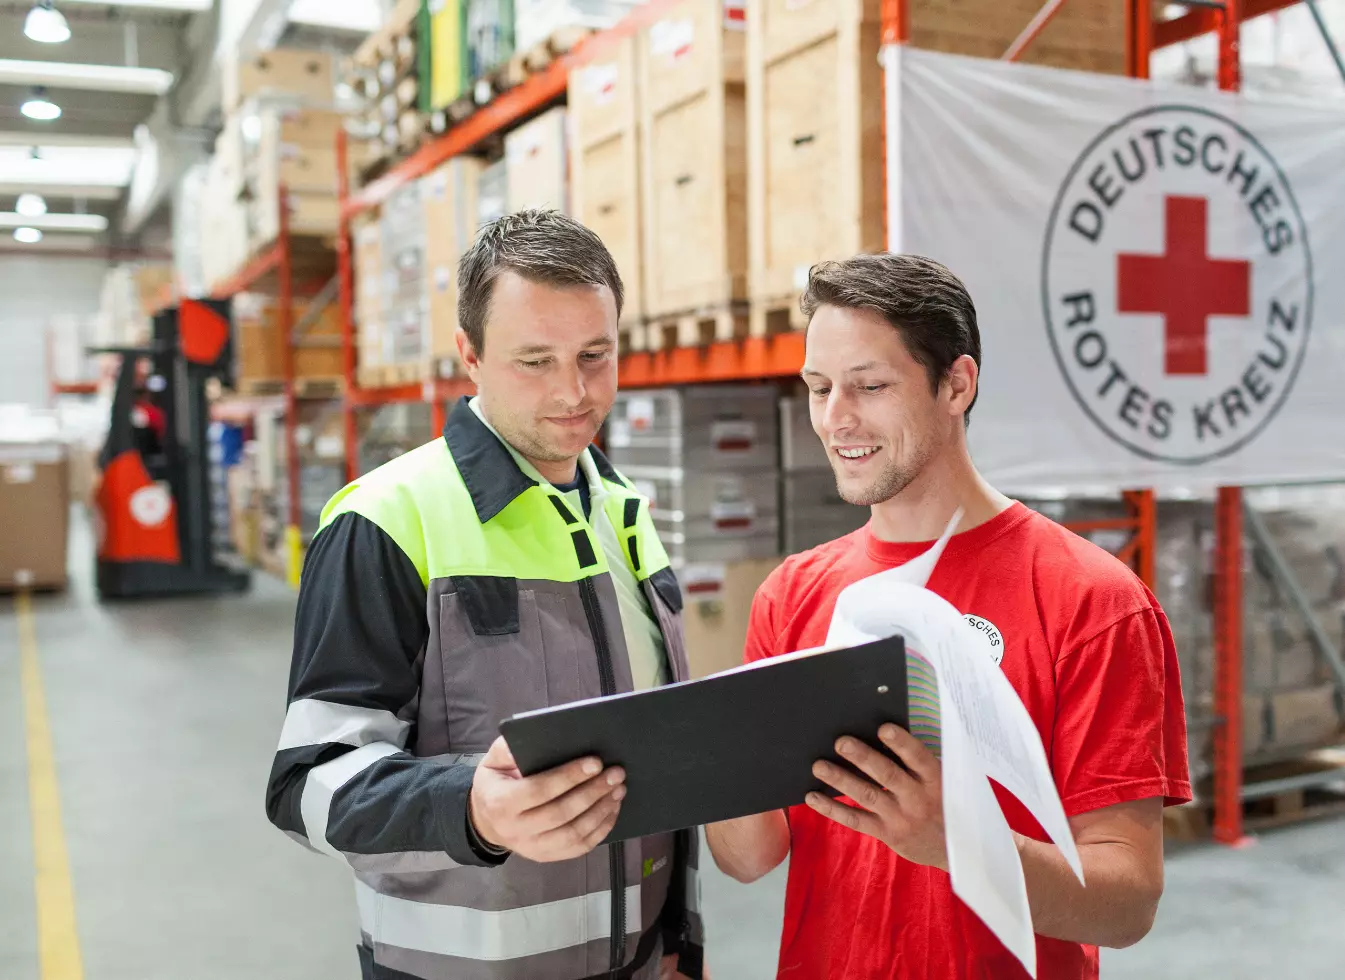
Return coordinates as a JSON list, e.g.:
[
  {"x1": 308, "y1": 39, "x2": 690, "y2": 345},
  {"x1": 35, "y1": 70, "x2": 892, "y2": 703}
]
[
  {"x1": 0, "y1": 60, "x2": 174, "y2": 96},
  {"x1": 0, "y1": 212, "x2": 108, "y2": 232},
  {"x1": 0, "y1": 145, "x2": 136, "y2": 187},
  {"x1": 24, "y1": 2, "x2": 71, "y2": 44},
  {"x1": 21, "y1": 89, "x2": 61, "y2": 121},
  {"x1": 15, "y1": 193, "x2": 47, "y2": 217},
  {"x1": 63, "y1": 0, "x2": 210, "y2": 9},
  {"x1": 14, "y1": 227, "x2": 43, "y2": 244}
]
